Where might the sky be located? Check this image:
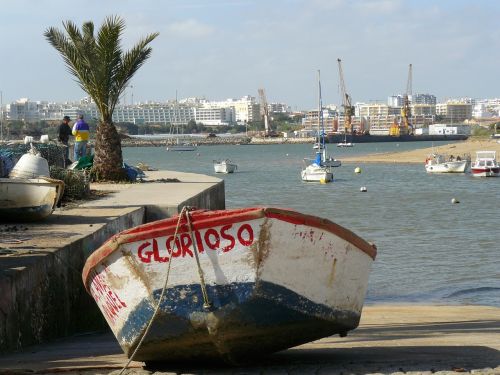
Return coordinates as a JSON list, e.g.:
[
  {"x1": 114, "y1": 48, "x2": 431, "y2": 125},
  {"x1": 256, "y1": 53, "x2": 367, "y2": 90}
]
[{"x1": 0, "y1": 0, "x2": 499, "y2": 110}]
